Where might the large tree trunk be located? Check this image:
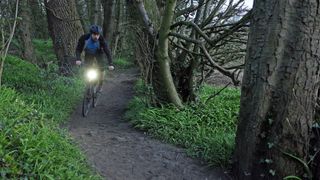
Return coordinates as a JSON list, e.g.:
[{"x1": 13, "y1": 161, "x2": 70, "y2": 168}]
[
  {"x1": 233, "y1": 0, "x2": 320, "y2": 179},
  {"x1": 18, "y1": 0, "x2": 36, "y2": 63},
  {"x1": 45, "y1": 0, "x2": 84, "y2": 75}
]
